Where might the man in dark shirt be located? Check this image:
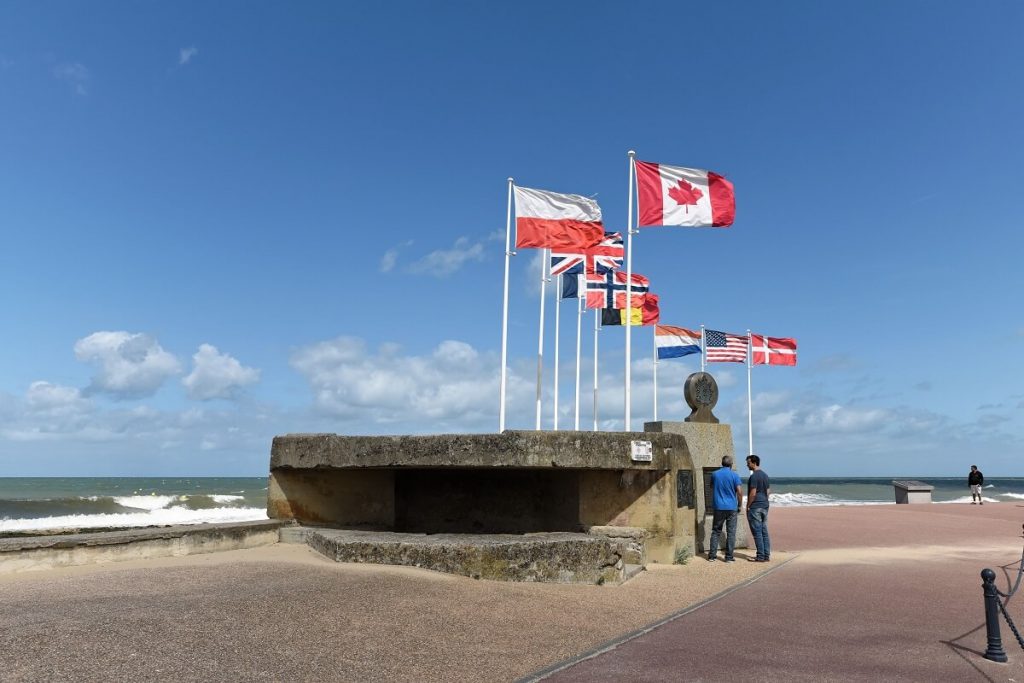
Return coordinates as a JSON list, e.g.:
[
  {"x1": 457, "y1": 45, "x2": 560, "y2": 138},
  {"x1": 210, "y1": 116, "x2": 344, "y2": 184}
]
[
  {"x1": 968, "y1": 465, "x2": 984, "y2": 505},
  {"x1": 708, "y1": 455, "x2": 743, "y2": 563},
  {"x1": 745, "y1": 454, "x2": 771, "y2": 562}
]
